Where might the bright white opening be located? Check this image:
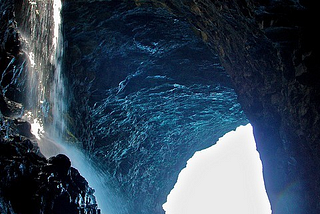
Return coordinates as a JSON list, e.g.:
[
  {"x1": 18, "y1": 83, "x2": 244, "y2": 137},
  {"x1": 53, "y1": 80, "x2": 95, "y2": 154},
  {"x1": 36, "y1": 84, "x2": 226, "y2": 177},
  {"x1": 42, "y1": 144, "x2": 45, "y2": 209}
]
[{"x1": 163, "y1": 124, "x2": 271, "y2": 214}]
